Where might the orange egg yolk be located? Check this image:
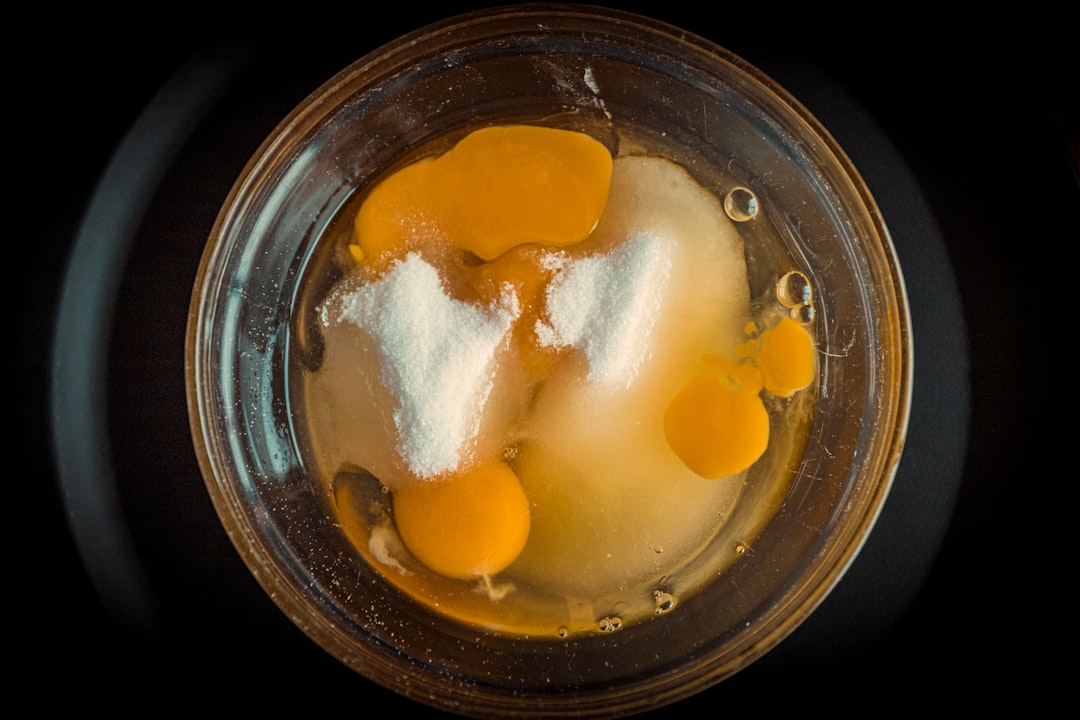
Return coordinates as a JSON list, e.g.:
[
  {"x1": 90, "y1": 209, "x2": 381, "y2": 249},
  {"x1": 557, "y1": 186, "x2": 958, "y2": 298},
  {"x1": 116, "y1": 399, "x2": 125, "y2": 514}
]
[
  {"x1": 664, "y1": 358, "x2": 770, "y2": 480},
  {"x1": 392, "y1": 460, "x2": 531, "y2": 580},
  {"x1": 665, "y1": 317, "x2": 816, "y2": 479},
  {"x1": 754, "y1": 317, "x2": 818, "y2": 397},
  {"x1": 351, "y1": 125, "x2": 613, "y2": 270}
]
